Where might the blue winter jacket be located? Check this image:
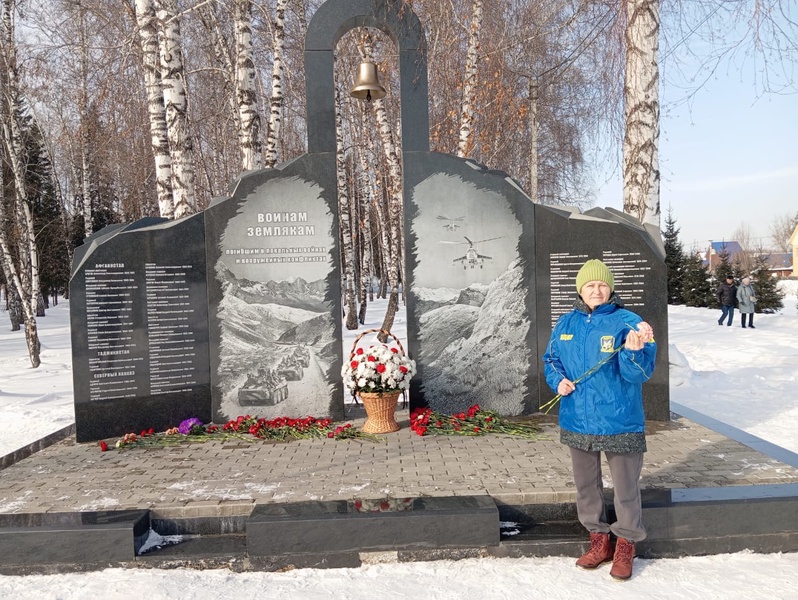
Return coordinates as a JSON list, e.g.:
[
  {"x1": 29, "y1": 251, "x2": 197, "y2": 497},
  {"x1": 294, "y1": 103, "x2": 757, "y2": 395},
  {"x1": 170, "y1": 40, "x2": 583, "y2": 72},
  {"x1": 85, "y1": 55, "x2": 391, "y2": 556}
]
[{"x1": 543, "y1": 296, "x2": 656, "y2": 445}]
